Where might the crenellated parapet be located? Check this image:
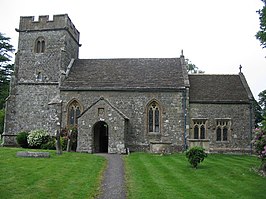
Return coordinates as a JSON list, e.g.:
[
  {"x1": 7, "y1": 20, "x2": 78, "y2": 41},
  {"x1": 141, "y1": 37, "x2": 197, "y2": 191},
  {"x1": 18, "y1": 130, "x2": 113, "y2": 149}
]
[{"x1": 17, "y1": 14, "x2": 80, "y2": 43}]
